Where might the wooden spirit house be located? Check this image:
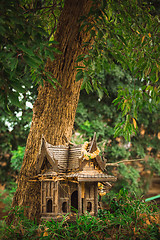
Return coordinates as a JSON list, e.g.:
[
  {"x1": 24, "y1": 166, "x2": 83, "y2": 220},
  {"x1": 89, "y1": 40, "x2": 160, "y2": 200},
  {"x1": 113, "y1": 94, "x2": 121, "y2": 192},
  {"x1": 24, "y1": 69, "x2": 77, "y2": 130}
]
[{"x1": 37, "y1": 133, "x2": 116, "y2": 221}]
